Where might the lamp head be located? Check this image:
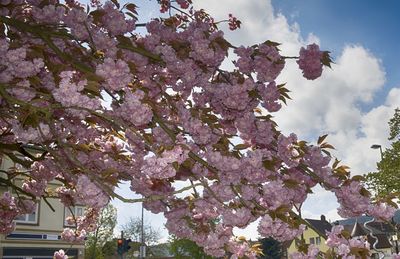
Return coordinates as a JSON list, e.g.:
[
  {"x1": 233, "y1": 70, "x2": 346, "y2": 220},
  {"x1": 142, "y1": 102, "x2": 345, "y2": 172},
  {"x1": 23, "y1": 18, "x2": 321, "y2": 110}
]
[{"x1": 371, "y1": 144, "x2": 382, "y2": 149}]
